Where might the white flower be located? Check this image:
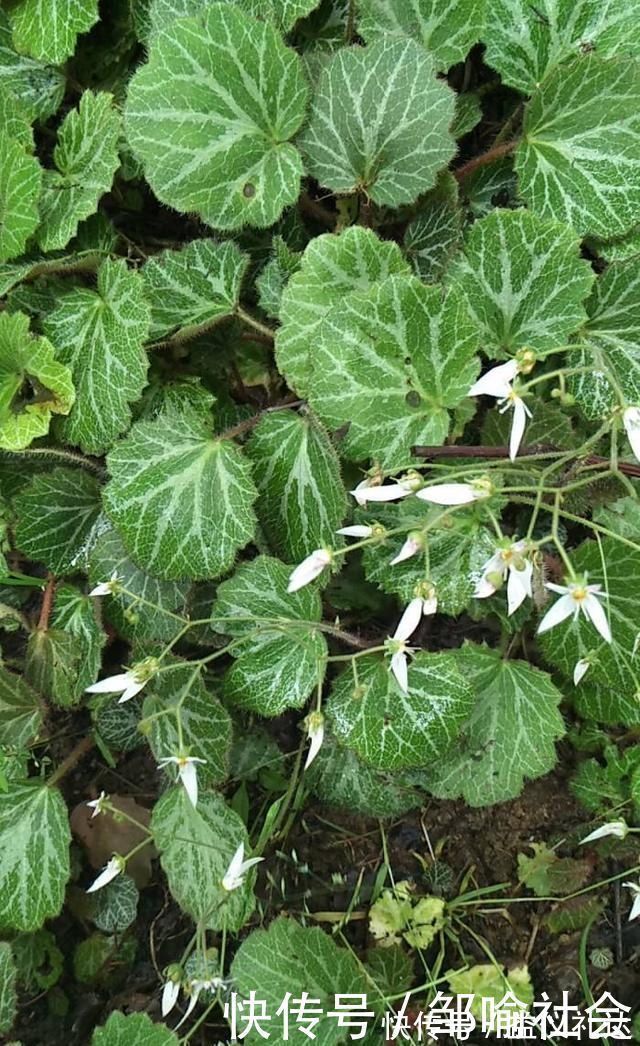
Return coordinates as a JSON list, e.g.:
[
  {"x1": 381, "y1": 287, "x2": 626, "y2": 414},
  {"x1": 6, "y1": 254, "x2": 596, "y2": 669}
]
[
  {"x1": 623, "y1": 406, "x2": 640, "y2": 462},
  {"x1": 623, "y1": 880, "x2": 640, "y2": 921},
  {"x1": 221, "y1": 842, "x2": 263, "y2": 892},
  {"x1": 351, "y1": 477, "x2": 375, "y2": 506},
  {"x1": 468, "y1": 360, "x2": 519, "y2": 399},
  {"x1": 573, "y1": 658, "x2": 591, "y2": 685},
  {"x1": 337, "y1": 525, "x2": 374, "y2": 538},
  {"x1": 89, "y1": 572, "x2": 122, "y2": 597},
  {"x1": 87, "y1": 791, "x2": 108, "y2": 819},
  {"x1": 350, "y1": 474, "x2": 419, "y2": 504},
  {"x1": 390, "y1": 532, "x2": 423, "y2": 566},
  {"x1": 175, "y1": 977, "x2": 226, "y2": 1029},
  {"x1": 499, "y1": 389, "x2": 532, "y2": 461},
  {"x1": 303, "y1": 711, "x2": 324, "y2": 769},
  {"x1": 287, "y1": 549, "x2": 332, "y2": 593},
  {"x1": 85, "y1": 657, "x2": 159, "y2": 704},
  {"x1": 474, "y1": 539, "x2": 533, "y2": 616},
  {"x1": 537, "y1": 579, "x2": 611, "y2": 643},
  {"x1": 87, "y1": 854, "x2": 125, "y2": 893},
  {"x1": 580, "y1": 819, "x2": 628, "y2": 845},
  {"x1": 161, "y1": 975, "x2": 181, "y2": 1018},
  {"x1": 385, "y1": 592, "x2": 436, "y2": 693},
  {"x1": 158, "y1": 754, "x2": 206, "y2": 808},
  {"x1": 416, "y1": 478, "x2": 492, "y2": 506}
]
